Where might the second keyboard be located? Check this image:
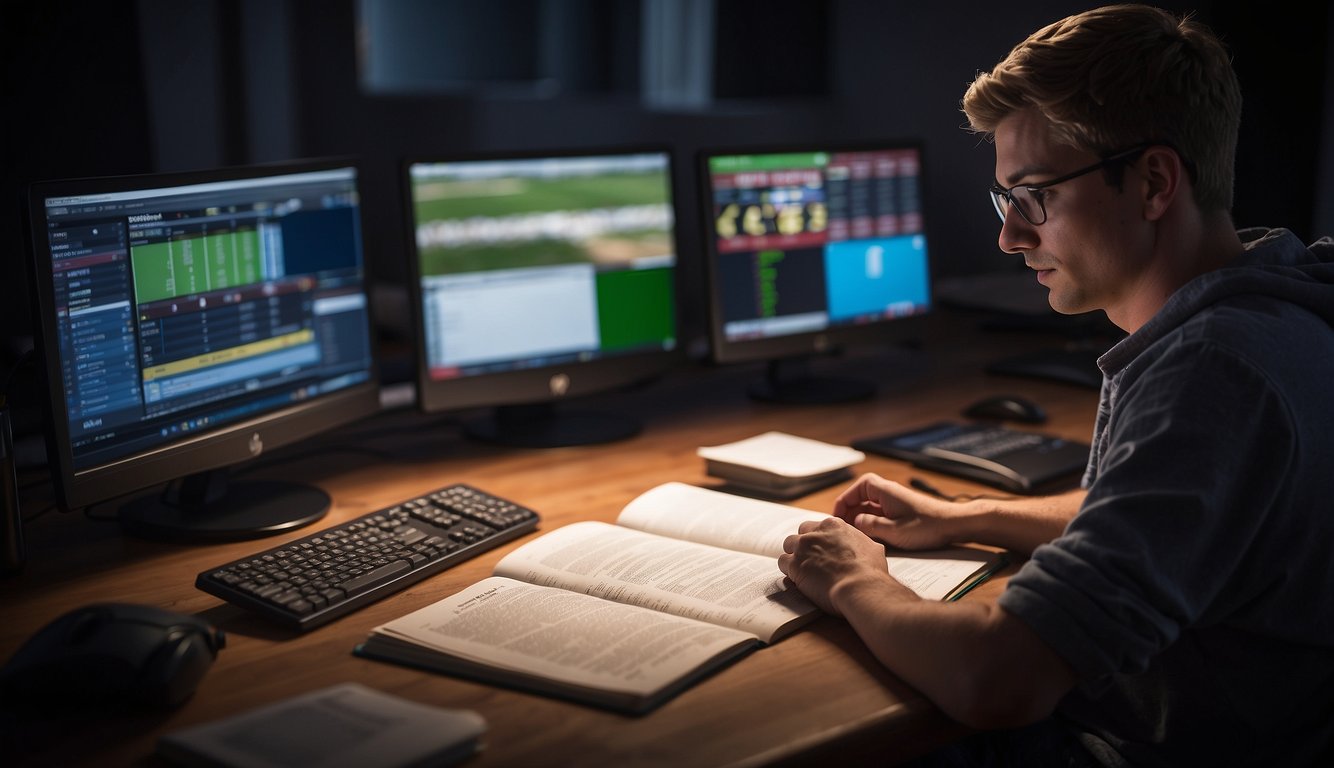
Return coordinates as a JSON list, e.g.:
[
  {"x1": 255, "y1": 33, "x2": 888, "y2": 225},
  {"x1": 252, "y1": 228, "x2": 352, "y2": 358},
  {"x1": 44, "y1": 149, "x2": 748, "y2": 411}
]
[{"x1": 197, "y1": 484, "x2": 540, "y2": 631}]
